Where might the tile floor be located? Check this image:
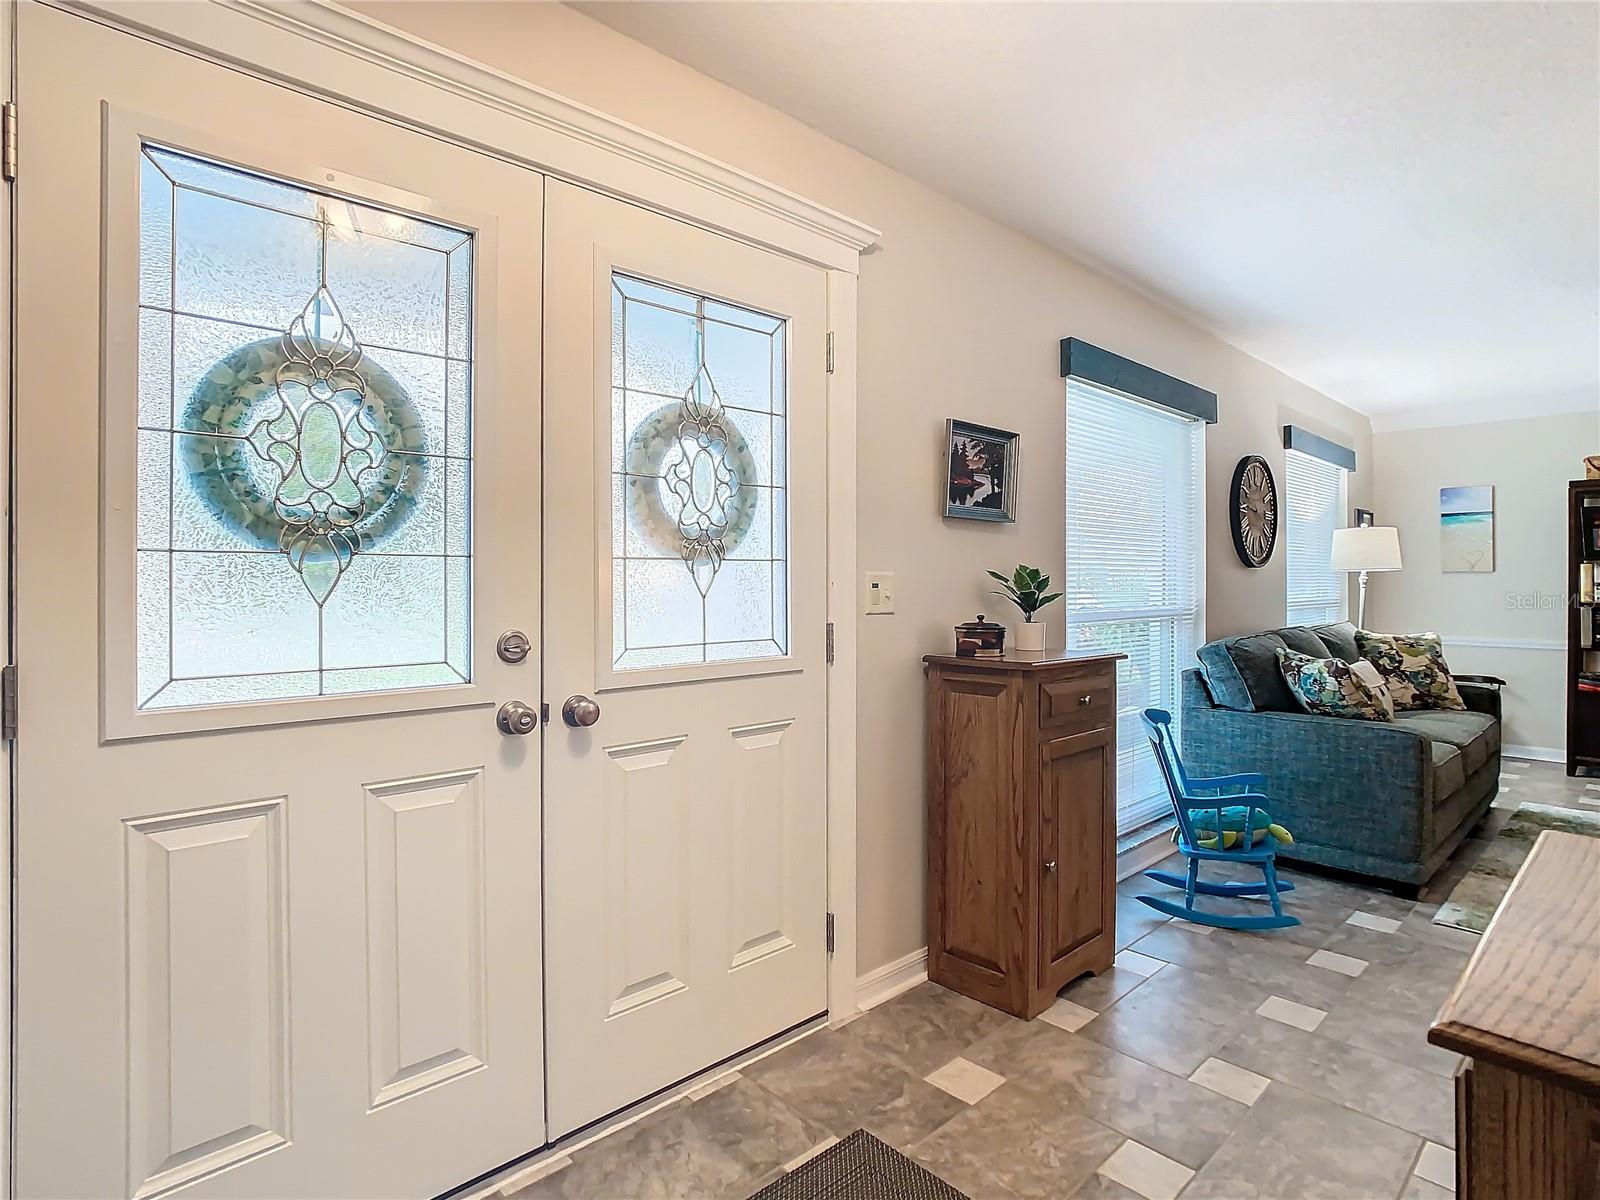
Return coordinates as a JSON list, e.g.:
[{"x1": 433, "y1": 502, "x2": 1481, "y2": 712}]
[{"x1": 506, "y1": 760, "x2": 1592, "y2": 1200}]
